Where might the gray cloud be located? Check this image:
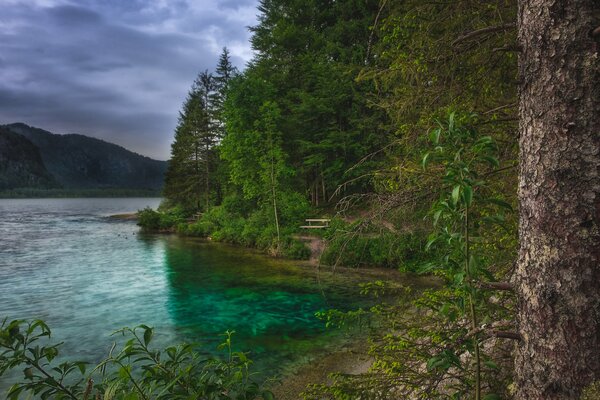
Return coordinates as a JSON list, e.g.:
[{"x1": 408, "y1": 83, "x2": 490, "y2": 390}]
[{"x1": 0, "y1": 0, "x2": 258, "y2": 160}]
